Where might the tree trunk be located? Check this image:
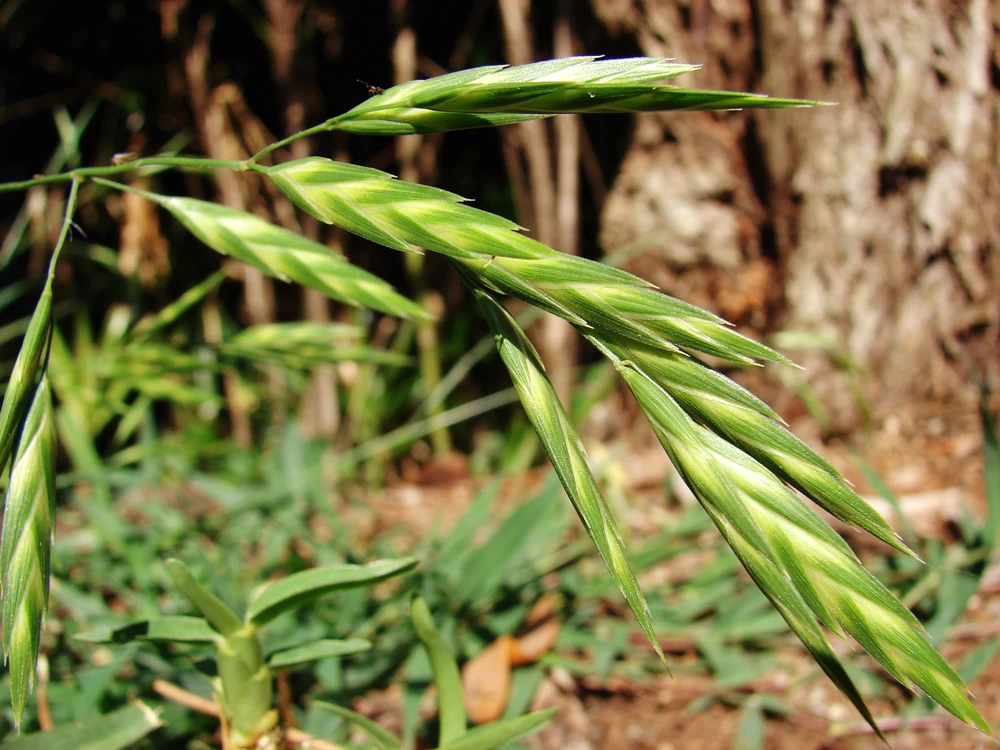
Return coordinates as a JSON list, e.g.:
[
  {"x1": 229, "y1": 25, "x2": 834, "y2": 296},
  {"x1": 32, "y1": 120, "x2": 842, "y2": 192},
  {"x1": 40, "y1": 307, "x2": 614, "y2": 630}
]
[{"x1": 594, "y1": 0, "x2": 999, "y2": 433}]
